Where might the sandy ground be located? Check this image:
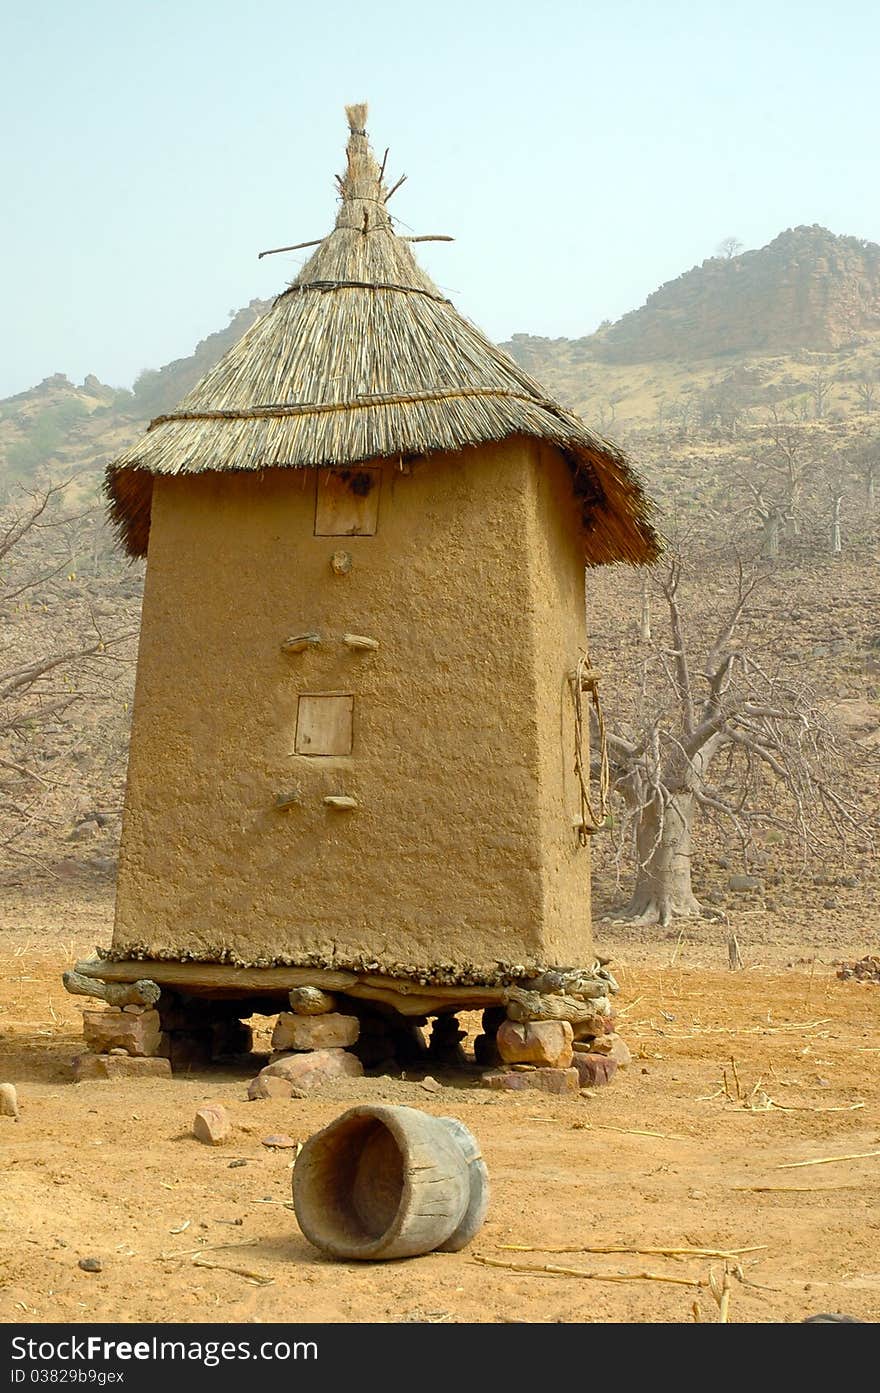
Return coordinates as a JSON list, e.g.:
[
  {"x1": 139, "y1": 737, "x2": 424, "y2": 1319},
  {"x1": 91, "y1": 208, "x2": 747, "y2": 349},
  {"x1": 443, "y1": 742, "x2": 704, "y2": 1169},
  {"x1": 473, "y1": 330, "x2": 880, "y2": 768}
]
[{"x1": 1, "y1": 890, "x2": 879, "y2": 1325}]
